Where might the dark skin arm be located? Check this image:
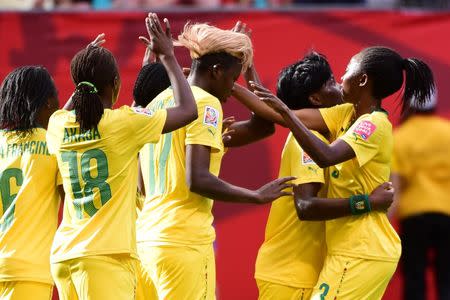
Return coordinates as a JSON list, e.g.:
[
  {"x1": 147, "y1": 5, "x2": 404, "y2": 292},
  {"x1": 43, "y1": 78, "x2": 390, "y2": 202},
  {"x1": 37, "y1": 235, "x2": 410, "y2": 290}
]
[
  {"x1": 294, "y1": 182, "x2": 394, "y2": 221},
  {"x1": 231, "y1": 82, "x2": 328, "y2": 133},
  {"x1": 141, "y1": 13, "x2": 197, "y2": 134},
  {"x1": 252, "y1": 82, "x2": 355, "y2": 168},
  {"x1": 220, "y1": 22, "x2": 275, "y2": 148},
  {"x1": 186, "y1": 144, "x2": 295, "y2": 204}
]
